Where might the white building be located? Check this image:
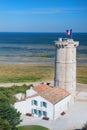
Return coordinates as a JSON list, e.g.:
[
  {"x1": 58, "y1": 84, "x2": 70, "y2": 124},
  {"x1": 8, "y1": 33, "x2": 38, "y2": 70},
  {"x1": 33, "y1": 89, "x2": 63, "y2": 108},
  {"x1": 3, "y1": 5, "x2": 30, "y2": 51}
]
[
  {"x1": 14, "y1": 38, "x2": 79, "y2": 120},
  {"x1": 14, "y1": 84, "x2": 72, "y2": 120}
]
